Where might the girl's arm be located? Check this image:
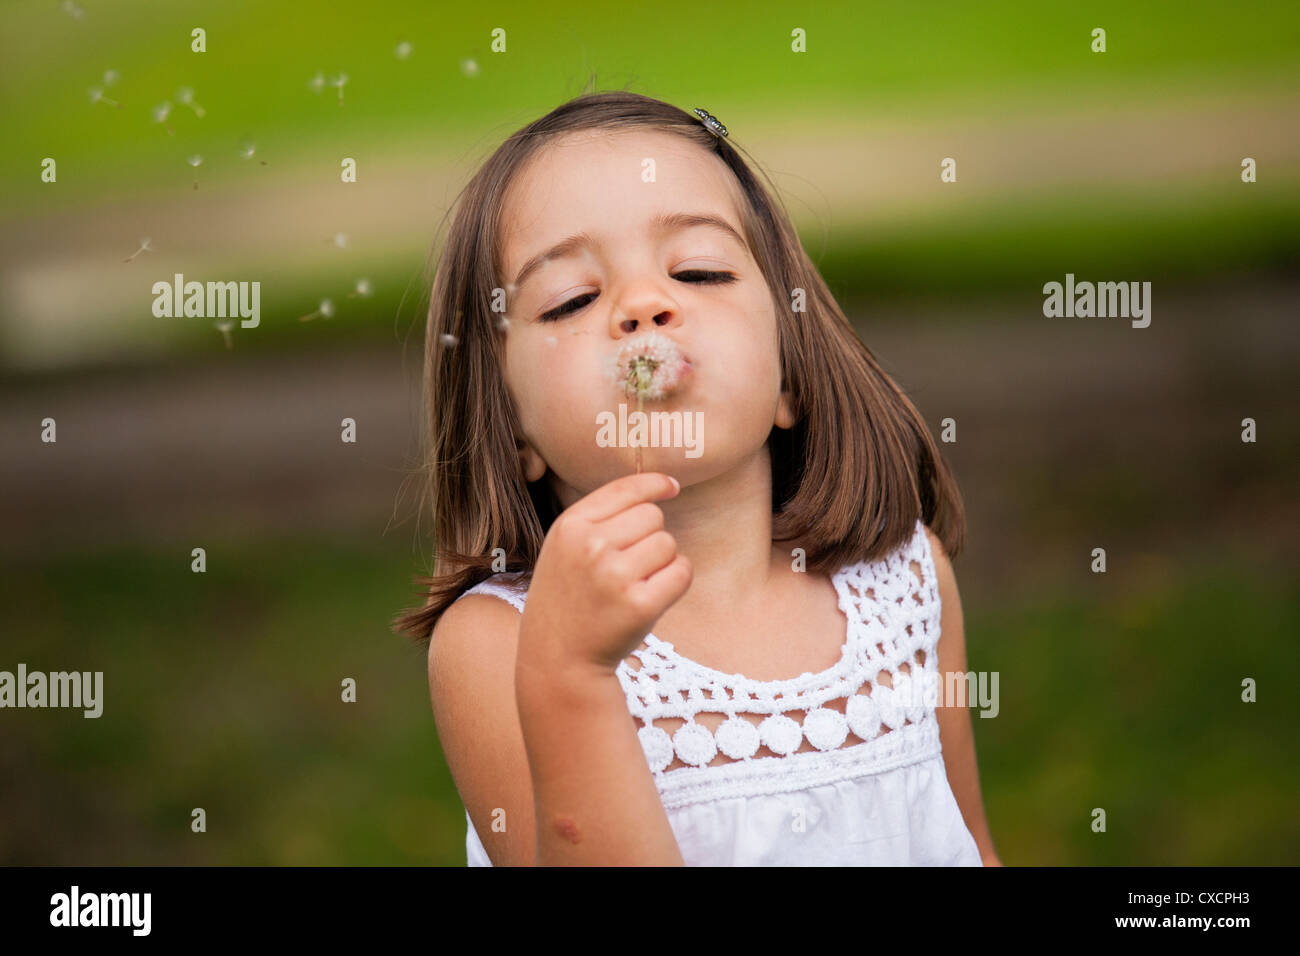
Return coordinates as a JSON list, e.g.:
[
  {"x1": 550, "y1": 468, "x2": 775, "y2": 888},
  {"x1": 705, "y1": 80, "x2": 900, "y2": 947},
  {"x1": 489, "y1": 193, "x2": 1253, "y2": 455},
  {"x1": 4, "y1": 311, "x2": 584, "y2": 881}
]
[
  {"x1": 429, "y1": 593, "x2": 685, "y2": 866},
  {"x1": 516, "y1": 647, "x2": 687, "y2": 866},
  {"x1": 924, "y1": 527, "x2": 1004, "y2": 866}
]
